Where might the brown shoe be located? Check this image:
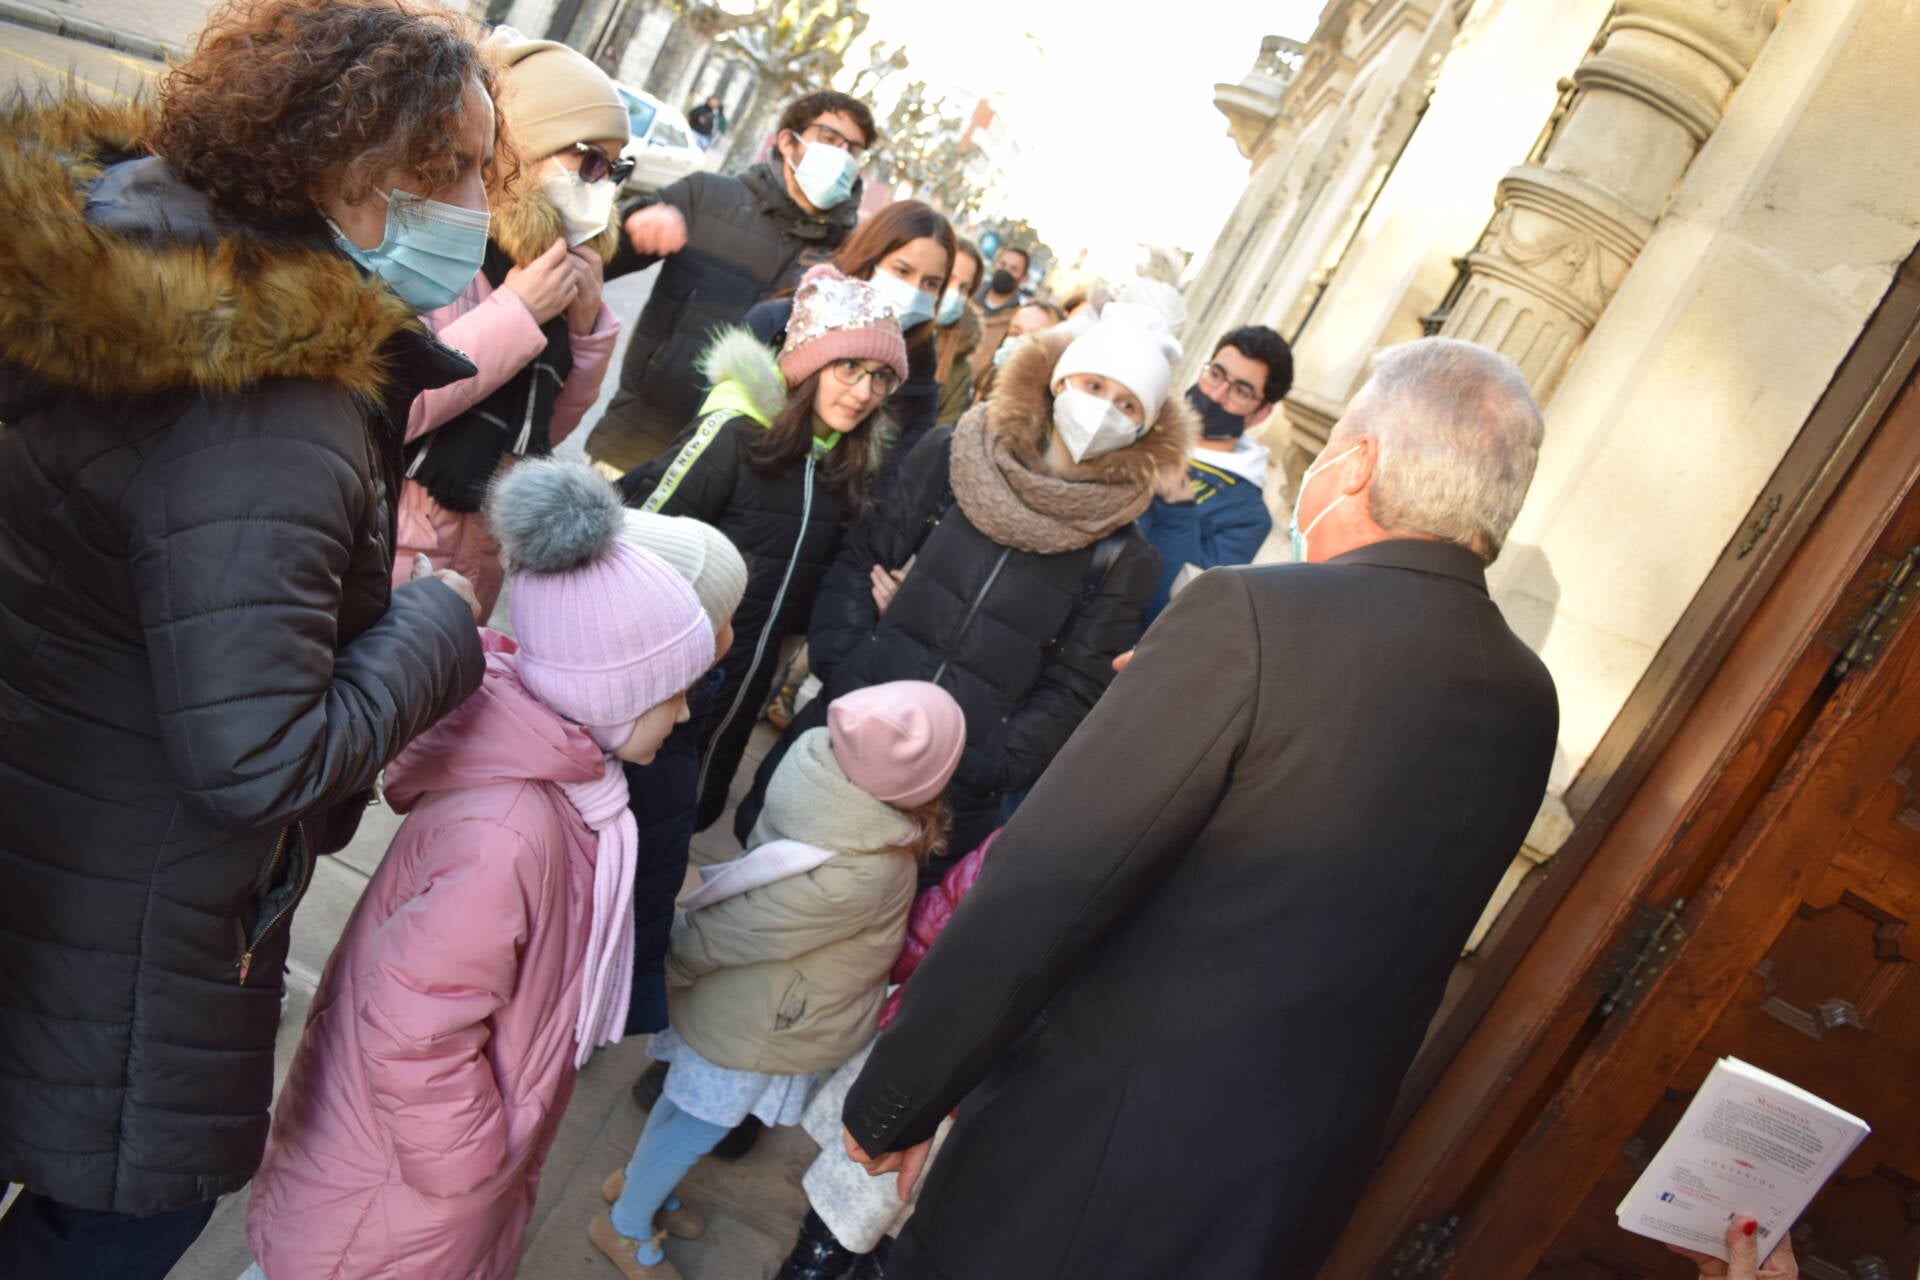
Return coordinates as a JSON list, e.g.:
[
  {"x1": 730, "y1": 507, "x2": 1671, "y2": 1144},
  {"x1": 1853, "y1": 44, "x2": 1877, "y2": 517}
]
[
  {"x1": 588, "y1": 1209, "x2": 683, "y2": 1280},
  {"x1": 601, "y1": 1170, "x2": 705, "y2": 1240}
]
